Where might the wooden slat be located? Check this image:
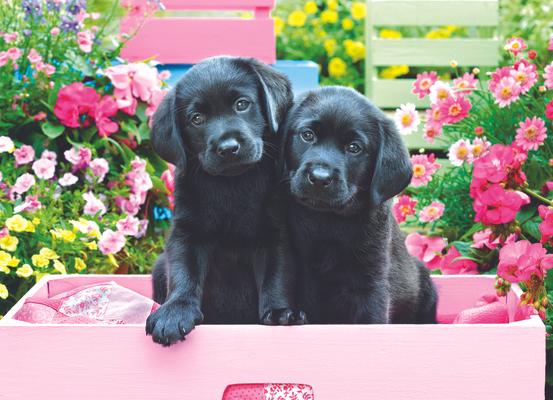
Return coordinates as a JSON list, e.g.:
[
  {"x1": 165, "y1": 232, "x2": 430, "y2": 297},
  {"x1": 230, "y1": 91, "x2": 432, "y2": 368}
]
[
  {"x1": 372, "y1": 38, "x2": 499, "y2": 66},
  {"x1": 371, "y1": 0, "x2": 498, "y2": 26},
  {"x1": 121, "y1": 18, "x2": 276, "y2": 63},
  {"x1": 370, "y1": 79, "x2": 429, "y2": 109},
  {"x1": 127, "y1": 0, "x2": 275, "y2": 11}
]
